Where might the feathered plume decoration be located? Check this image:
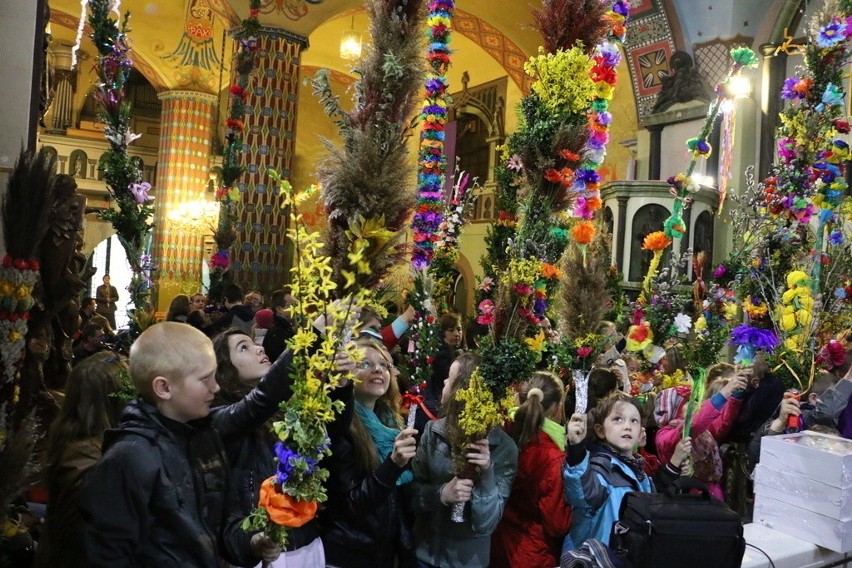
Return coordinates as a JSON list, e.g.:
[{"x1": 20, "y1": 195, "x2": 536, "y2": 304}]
[
  {"x1": 312, "y1": 0, "x2": 427, "y2": 291},
  {"x1": 531, "y1": 0, "x2": 611, "y2": 55},
  {"x1": 558, "y1": 224, "x2": 612, "y2": 339},
  {"x1": 2, "y1": 148, "x2": 57, "y2": 260}
]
